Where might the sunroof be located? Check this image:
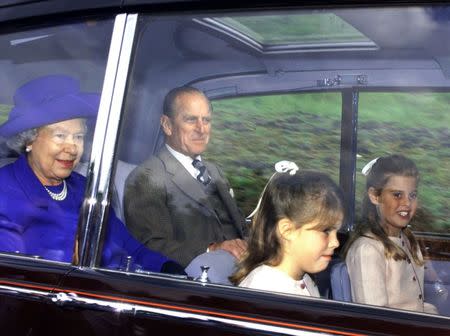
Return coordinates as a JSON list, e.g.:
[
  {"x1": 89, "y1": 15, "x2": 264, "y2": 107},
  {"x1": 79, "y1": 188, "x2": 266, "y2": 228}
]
[{"x1": 214, "y1": 13, "x2": 374, "y2": 47}]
